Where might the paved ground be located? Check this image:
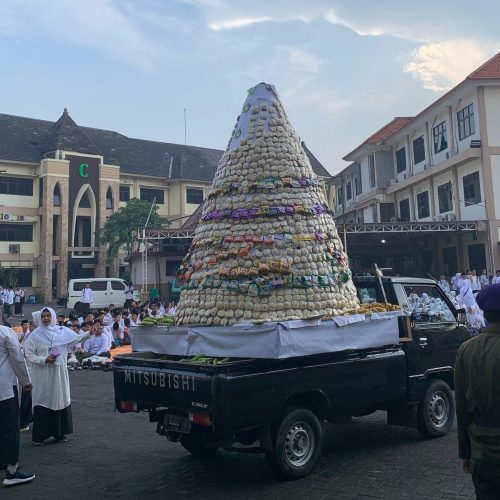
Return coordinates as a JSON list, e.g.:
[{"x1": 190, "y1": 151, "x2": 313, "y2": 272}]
[{"x1": 3, "y1": 370, "x2": 475, "y2": 500}]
